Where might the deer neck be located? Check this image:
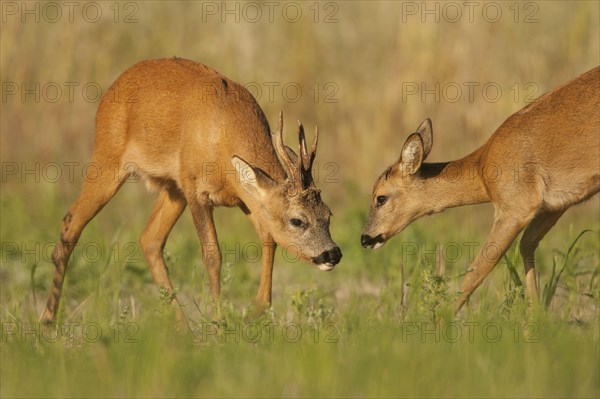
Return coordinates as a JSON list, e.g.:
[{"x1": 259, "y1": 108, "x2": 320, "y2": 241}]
[{"x1": 420, "y1": 149, "x2": 489, "y2": 213}]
